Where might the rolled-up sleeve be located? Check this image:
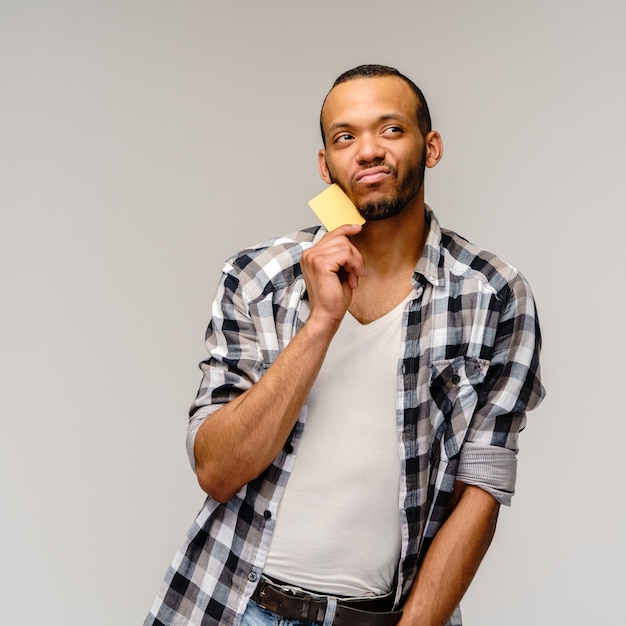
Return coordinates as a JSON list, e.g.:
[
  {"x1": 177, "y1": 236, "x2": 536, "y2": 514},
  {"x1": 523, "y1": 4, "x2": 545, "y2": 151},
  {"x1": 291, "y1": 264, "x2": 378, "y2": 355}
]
[
  {"x1": 186, "y1": 263, "x2": 265, "y2": 472},
  {"x1": 458, "y1": 272, "x2": 546, "y2": 505}
]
